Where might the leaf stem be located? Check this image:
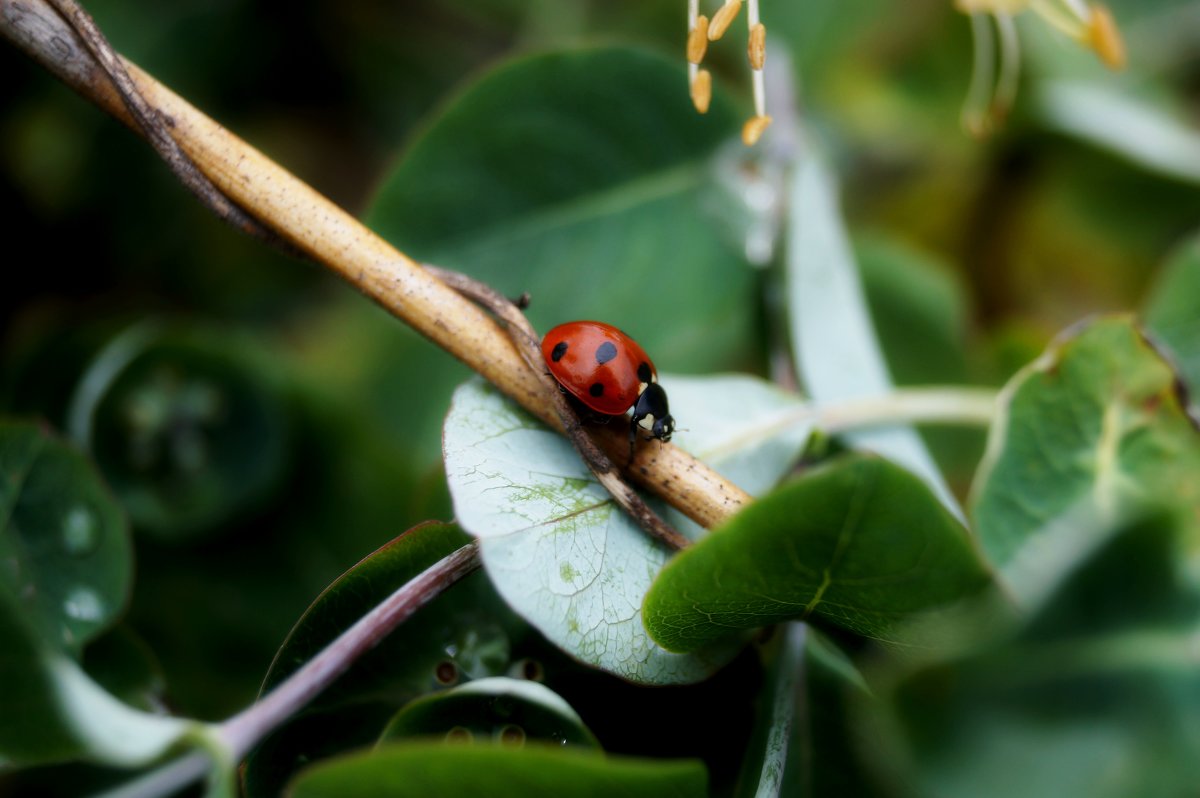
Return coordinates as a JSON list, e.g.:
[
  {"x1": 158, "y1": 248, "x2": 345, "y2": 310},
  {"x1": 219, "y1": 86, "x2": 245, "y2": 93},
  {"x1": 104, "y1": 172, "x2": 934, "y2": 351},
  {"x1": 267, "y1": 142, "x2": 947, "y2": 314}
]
[
  {"x1": 95, "y1": 542, "x2": 482, "y2": 798},
  {"x1": 753, "y1": 622, "x2": 808, "y2": 798},
  {"x1": 816, "y1": 387, "x2": 998, "y2": 433}
]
